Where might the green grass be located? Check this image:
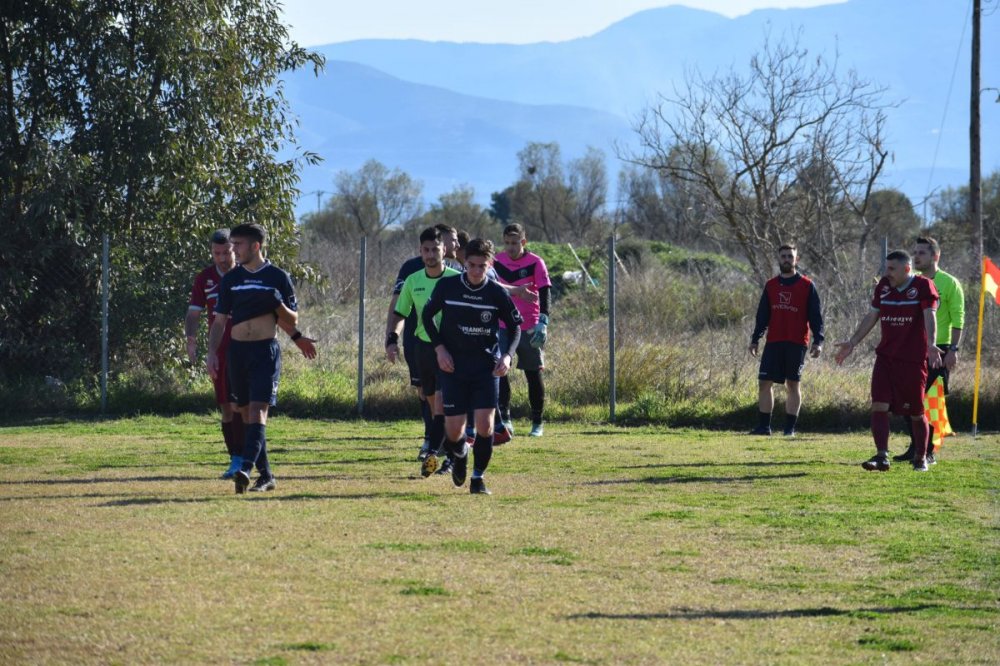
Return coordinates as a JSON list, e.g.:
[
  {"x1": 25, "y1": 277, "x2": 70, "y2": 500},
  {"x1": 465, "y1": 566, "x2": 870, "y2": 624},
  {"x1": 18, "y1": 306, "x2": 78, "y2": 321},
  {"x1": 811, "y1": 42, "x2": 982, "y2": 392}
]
[{"x1": 1, "y1": 417, "x2": 998, "y2": 664}]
